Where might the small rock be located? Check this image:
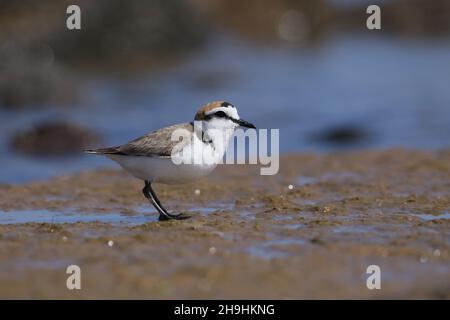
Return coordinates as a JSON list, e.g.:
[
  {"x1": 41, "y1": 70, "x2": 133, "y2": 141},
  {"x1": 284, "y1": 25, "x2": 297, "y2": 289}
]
[
  {"x1": 309, "y1": 125, "x2": 371, "y2": 146},
  {"x1": 11, "y1": 121, "x2": 102, "y2": 156}
]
